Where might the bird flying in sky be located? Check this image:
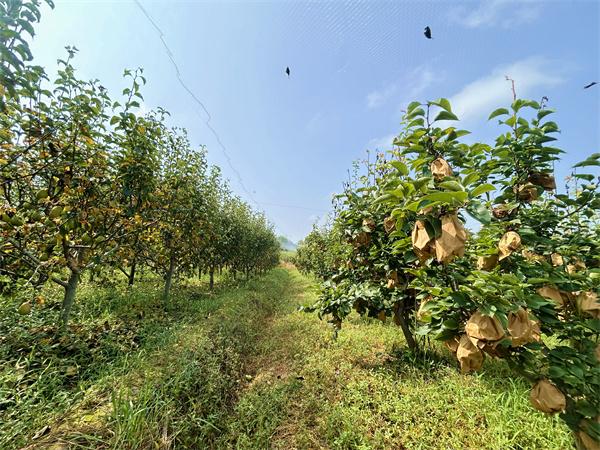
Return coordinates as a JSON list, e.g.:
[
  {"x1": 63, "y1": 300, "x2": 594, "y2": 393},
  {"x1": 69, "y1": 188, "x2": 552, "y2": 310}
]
[
  {"x1": 424, "y1": 26, "x2": 432, "y2": 39},
  {"x1": 285, "y1": 67, "x2": 290, "y2": 77},
  {"x1": 583, "y1": 81, "x2": 598, "y2": 89}
]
